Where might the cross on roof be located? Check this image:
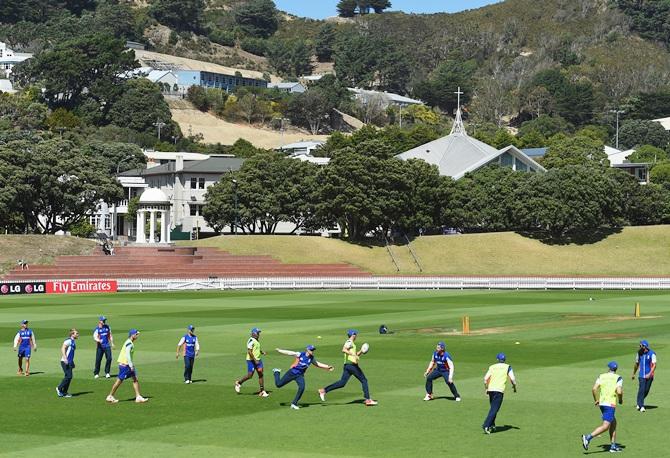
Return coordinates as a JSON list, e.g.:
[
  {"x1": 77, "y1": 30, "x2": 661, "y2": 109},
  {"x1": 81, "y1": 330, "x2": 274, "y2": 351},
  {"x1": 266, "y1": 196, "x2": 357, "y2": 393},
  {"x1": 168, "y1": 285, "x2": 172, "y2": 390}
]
[{"x1": 450, "y1": 87, "x2": 466, "y2": 135}]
